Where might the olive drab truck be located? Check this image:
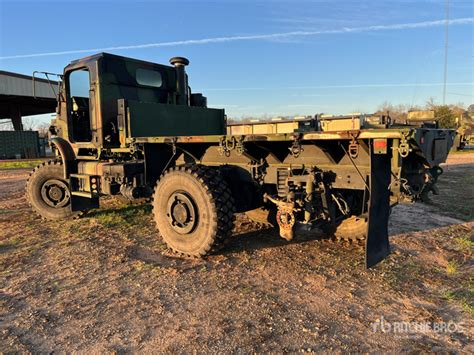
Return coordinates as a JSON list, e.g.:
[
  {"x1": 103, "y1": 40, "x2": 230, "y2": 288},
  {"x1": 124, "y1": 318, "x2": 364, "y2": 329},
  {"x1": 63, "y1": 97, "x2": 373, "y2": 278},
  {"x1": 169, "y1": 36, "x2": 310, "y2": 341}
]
[{"x1": 27, "y1": 53, "x2": 456, "y2": 268}]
